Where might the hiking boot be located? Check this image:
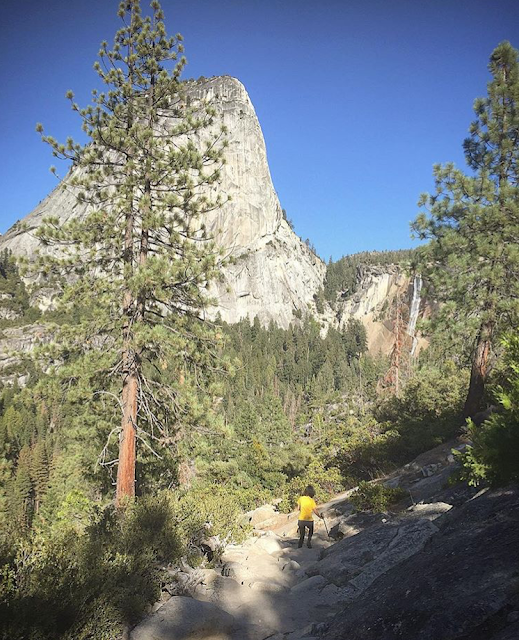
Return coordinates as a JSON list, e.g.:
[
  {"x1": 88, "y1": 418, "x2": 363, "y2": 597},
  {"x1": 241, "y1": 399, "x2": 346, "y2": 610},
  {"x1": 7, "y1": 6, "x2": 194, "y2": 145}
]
[
  {"x1": 298, "y1": 542, "x2": 303, "y2": 548},
  {"x1": 307, "y1": 542, "x2": 312, "y2": 548}
]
